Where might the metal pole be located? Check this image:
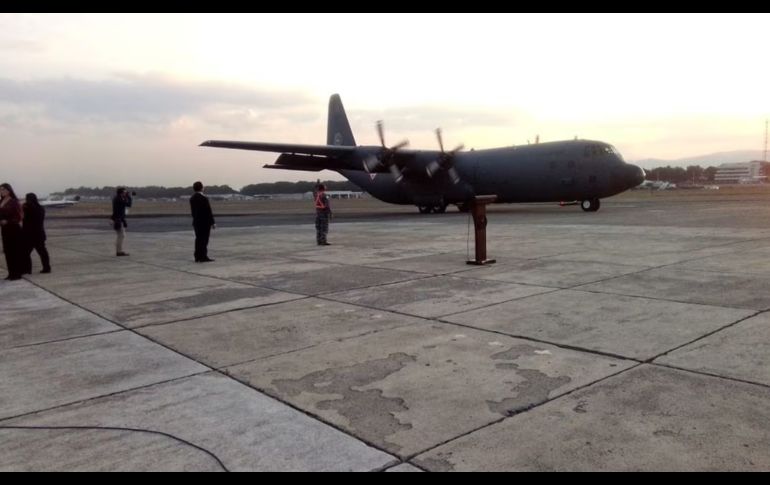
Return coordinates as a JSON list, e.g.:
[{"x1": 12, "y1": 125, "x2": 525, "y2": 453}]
[{"x1": 466, "y1": 195, "x2": 497, "y2": 266}]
